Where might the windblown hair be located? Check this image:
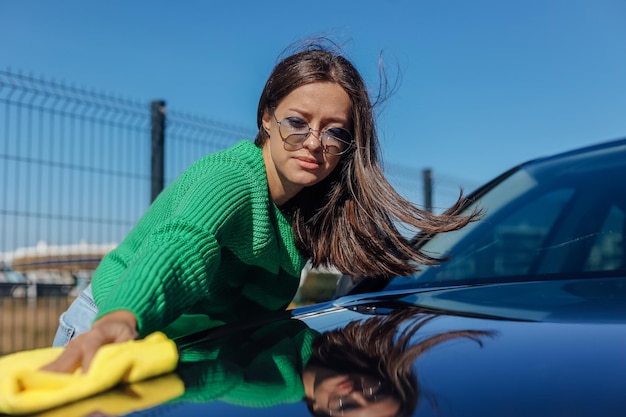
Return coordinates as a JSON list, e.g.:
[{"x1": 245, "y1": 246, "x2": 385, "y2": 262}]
[
  {"x1": 255, "y1": 40, "x2": 479, "y2": 277},
  {"x1": 307, "y1": 308, "x2": 494, "y2": 417}
]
